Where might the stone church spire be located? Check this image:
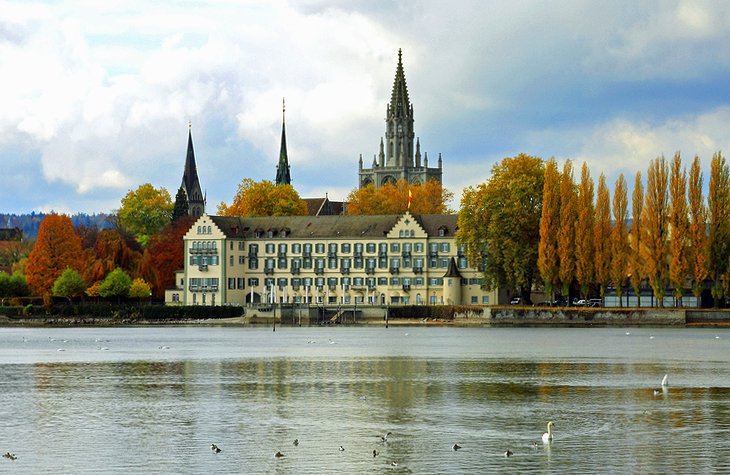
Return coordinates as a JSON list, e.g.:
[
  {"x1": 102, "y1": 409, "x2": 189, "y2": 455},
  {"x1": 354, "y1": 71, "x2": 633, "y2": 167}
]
[
  {"x1": 181, "y1": 122, "x2": 205, "y2": 217},
  {"x1": 275, "y1": 98, "x2": 292, "y2": 186}
]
